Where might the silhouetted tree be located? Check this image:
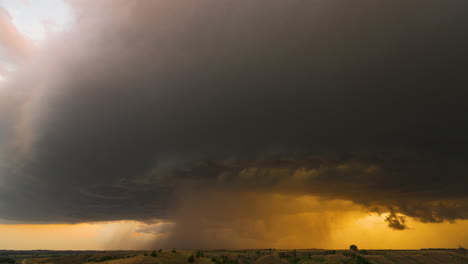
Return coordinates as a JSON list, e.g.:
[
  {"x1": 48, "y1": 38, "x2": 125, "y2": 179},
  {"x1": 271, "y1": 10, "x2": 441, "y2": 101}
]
[
  {"x1": 355, "y1": 255, "x2": 371, "y2": 264},
  {"x1": 0, "y1": 257, "x2": 15, "y2": 263},
  {"x1": 188, "y1": 255, "x2": 195, "y2": 263},
  {"x1": 196, "y1": 250, "x2": 204, "y2": 258},
  {"x1": 350, "y1": 244, "x2": 358, "y2": 251},
  {"x1": 151, "y1": 250, "x2": 157, "y2": 257},
  {"x1": 291, "y1": 249, "x2": 298, "y2": 263},
  {"x1": 211, "y1": 257, "x2": 222, "y2": 264}
]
